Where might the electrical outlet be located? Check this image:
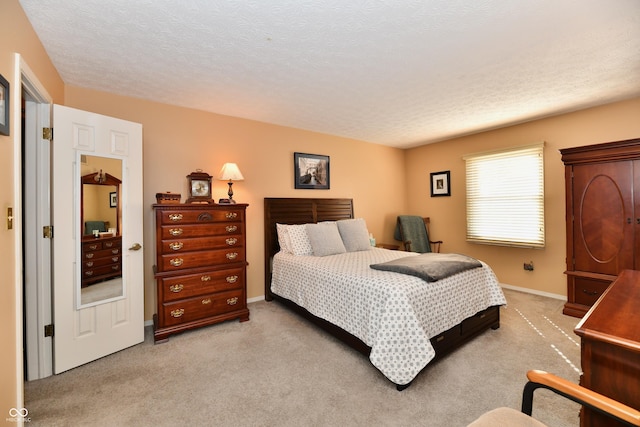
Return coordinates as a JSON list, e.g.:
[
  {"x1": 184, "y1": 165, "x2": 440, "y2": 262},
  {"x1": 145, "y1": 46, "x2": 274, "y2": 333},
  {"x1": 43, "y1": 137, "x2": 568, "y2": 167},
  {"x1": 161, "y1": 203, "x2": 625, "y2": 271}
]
[{"x1": 523, "y1": 261, "x2": 534, "y2": 271}]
